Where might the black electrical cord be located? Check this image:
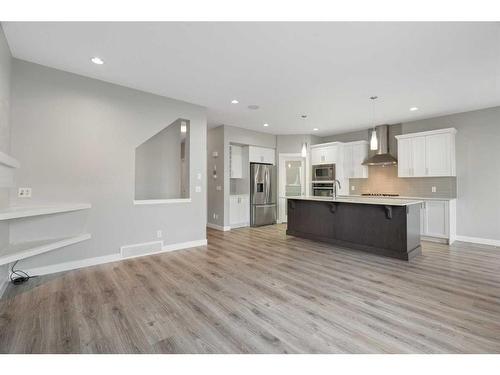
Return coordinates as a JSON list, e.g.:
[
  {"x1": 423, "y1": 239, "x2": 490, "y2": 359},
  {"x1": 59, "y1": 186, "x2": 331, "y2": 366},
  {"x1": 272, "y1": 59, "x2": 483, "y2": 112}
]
[{"x1": 10, "y1": 260, "x2": 37, "y2": 285}]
